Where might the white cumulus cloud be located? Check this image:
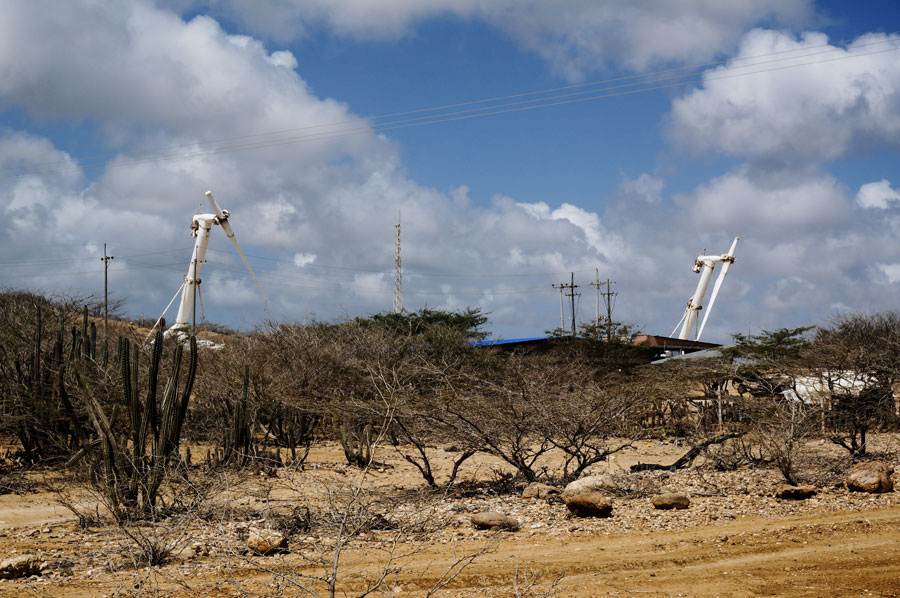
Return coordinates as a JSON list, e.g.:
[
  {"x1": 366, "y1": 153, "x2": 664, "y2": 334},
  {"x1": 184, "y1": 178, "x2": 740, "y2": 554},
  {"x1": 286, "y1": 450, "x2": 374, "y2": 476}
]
[
  {"x1": 0, "y1": 1, "x2": 637, "y2": 337},
  {"x1": 667, "y1": 30, "x2": 900, "y2": 161},
  {"x1": 877, "y1": 263, "x2": 900, "y2": 284},
  {"x1": 3, "y1": 1, "x2": 899, "y2": 344},
  {"x1": 675, "y1": 165, "x2": 849, "y2": 239},
  {"x1": 169, "y1": 0, "x2": 814, "y2": 78},
  {"x1": 856, "y1": 179, "x2": 900, "y2": 209}
]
